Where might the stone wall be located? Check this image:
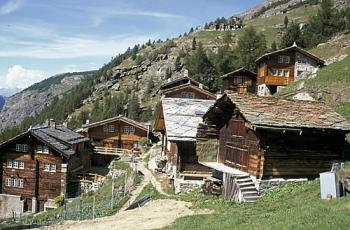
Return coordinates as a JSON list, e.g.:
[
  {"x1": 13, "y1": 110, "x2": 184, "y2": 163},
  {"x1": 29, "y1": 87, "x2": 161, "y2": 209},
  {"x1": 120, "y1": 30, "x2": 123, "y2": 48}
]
[
  {"x1": 0, "y1": 194, "x2": 23, "y2": 219},
  {"x1": 256, "y1": 178, "x2": 308, "y2": 194},
  {"x1": 174, "y1": 178, "x2": 204, "y2": 194}
]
